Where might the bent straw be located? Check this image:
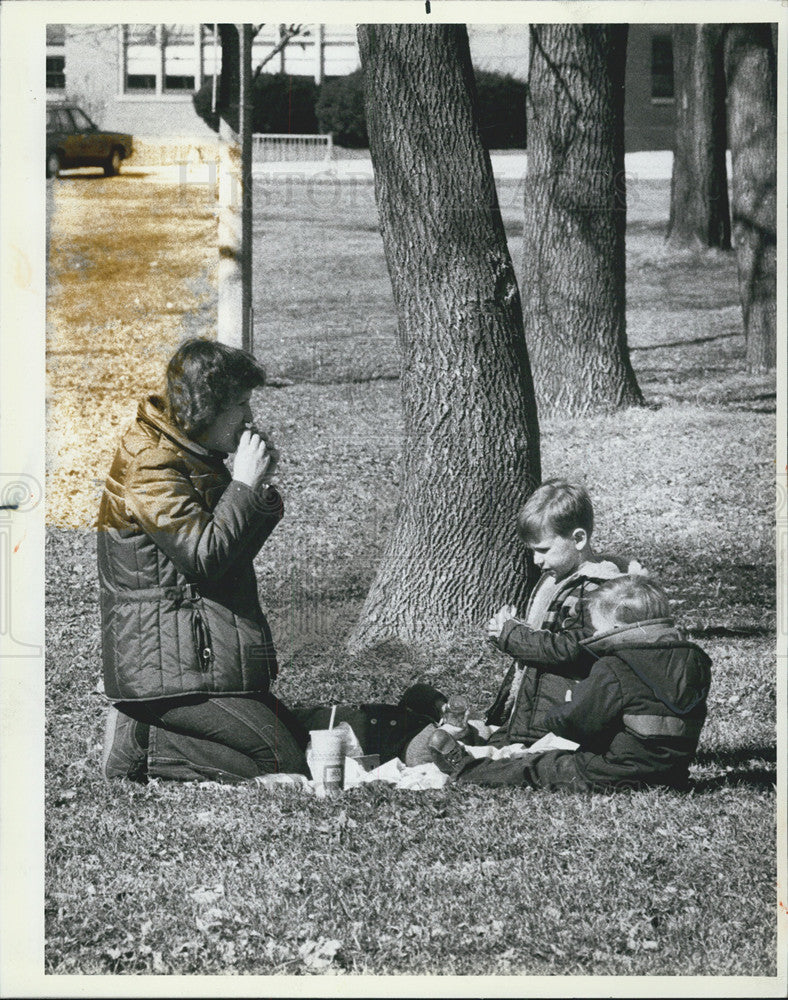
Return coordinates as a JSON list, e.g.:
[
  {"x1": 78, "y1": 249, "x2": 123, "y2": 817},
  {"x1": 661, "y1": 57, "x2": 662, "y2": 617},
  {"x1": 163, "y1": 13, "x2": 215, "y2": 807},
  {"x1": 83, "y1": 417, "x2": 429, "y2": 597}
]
[{"x1": 328, "y1": 704, "x2": 337, "y2": 730}]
